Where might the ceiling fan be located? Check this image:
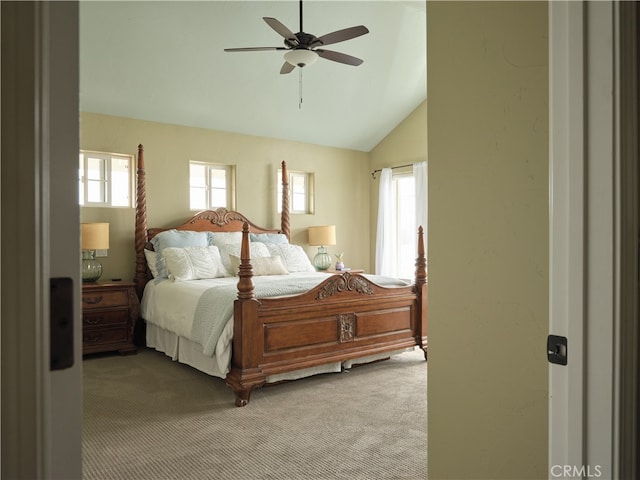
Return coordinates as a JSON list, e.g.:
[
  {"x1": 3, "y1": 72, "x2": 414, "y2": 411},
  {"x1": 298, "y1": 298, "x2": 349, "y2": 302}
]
[{"x1": 224, "y1": 0, "x2": 369, "y2": 74}]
